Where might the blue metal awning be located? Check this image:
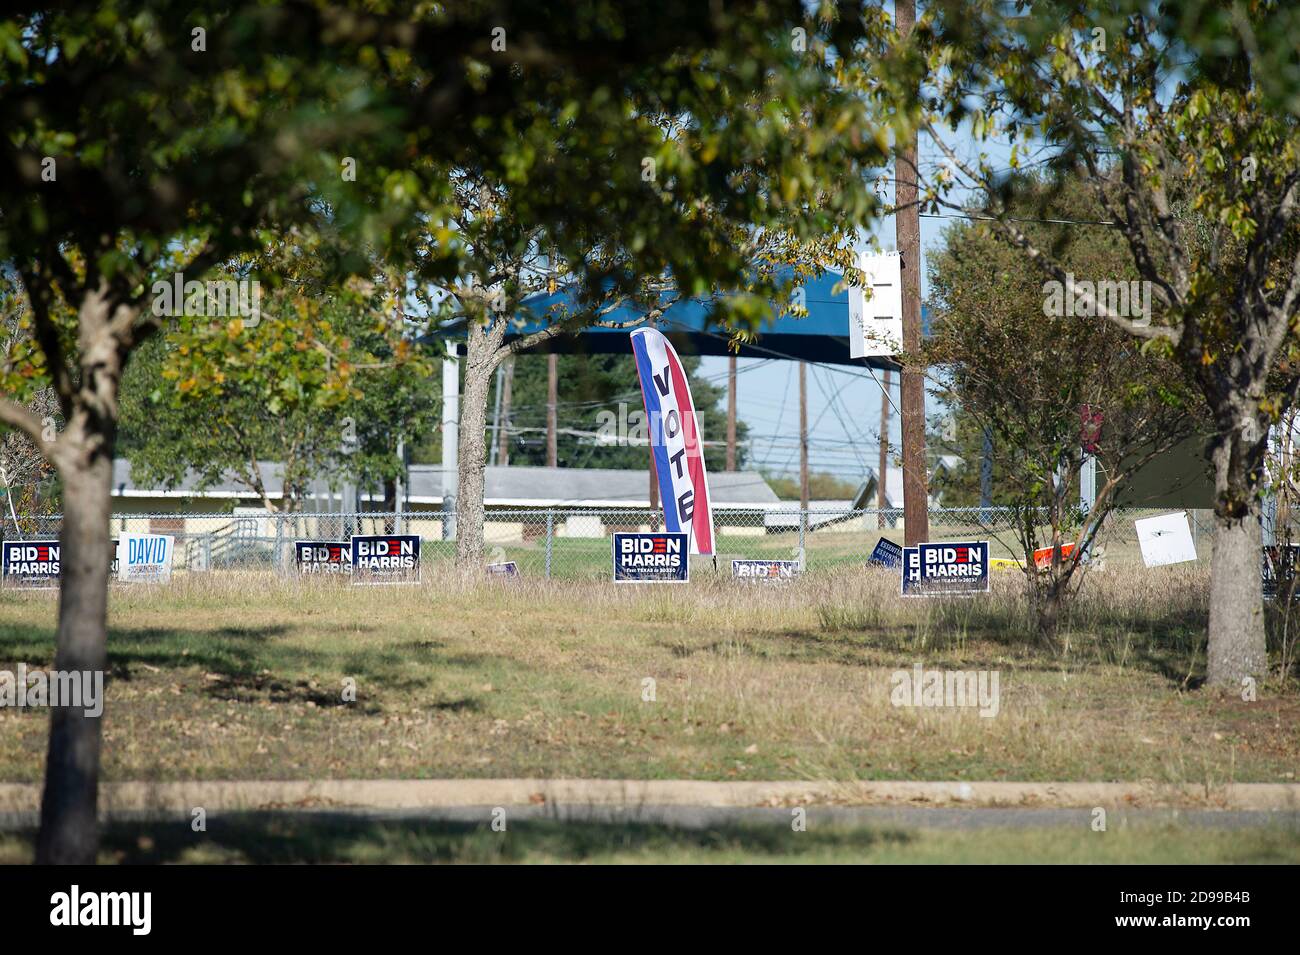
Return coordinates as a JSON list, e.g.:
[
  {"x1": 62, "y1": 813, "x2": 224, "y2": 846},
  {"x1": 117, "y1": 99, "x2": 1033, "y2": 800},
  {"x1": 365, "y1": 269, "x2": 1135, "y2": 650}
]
[{"x1": 425, "y1": 269, "x2": 928, "y2": 368}]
